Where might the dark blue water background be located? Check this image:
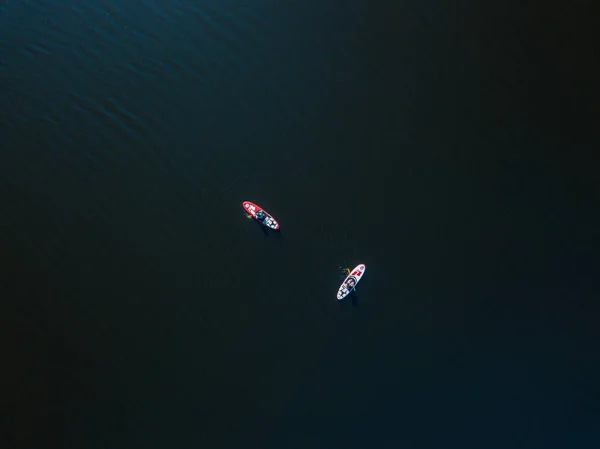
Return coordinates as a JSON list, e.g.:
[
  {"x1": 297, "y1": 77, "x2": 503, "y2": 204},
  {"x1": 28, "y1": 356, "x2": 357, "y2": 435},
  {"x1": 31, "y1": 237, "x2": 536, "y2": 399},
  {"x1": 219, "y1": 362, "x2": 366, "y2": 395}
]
[{"x1": 1, "y1": 1, "x2": 598, "y2": 448}]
